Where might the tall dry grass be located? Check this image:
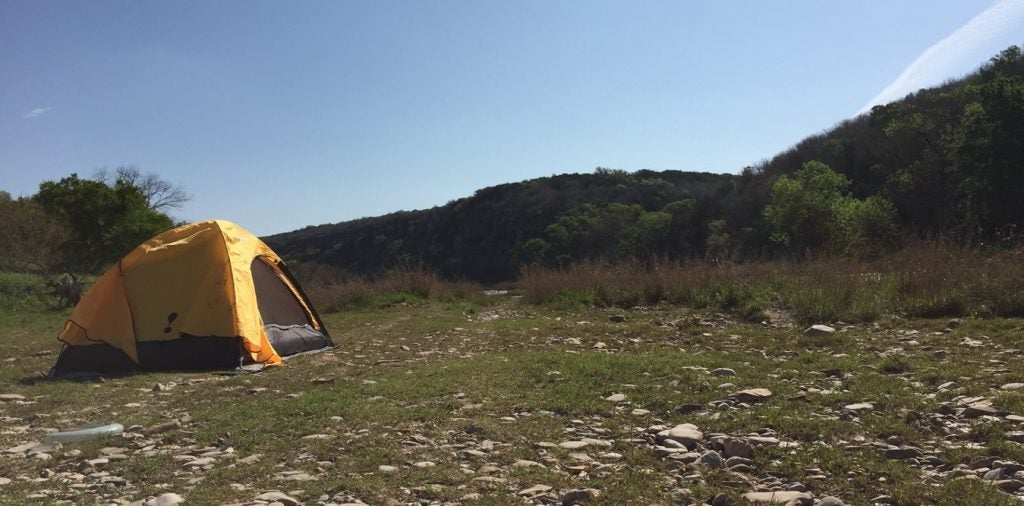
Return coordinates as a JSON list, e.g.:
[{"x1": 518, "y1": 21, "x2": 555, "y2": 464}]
[
  {"x1": 290, "y1": 264, "x2": 483, "y2": 312},
  {"x1": 518, "y1": 242, "x2": 1024, "y2": 323}
]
